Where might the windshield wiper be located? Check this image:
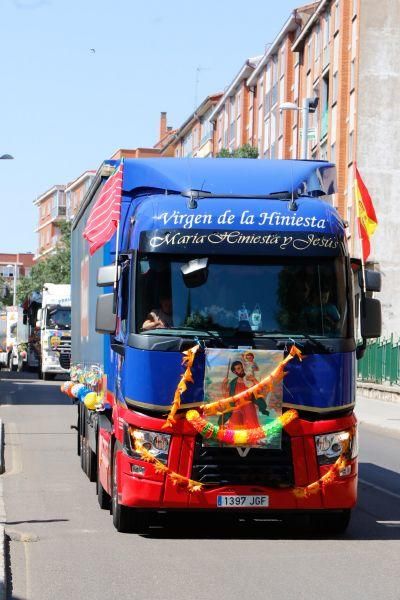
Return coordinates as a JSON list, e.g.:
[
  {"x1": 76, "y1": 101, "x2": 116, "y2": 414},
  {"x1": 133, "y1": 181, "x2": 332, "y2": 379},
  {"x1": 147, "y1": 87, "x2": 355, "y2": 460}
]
[
  {"x1": 144, "y1": 326, "x2": 226, "y2": 343},
  {"x1": 297, "y1": 334, "x2": 331, "y2": 353}
]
